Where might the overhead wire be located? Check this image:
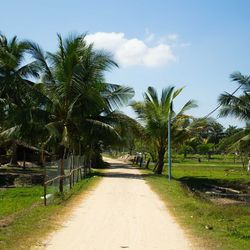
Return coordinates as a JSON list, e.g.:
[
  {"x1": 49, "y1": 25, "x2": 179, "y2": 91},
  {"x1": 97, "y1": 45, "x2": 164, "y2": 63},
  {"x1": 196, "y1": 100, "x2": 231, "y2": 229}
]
[{"x1": 202, "y1": 84, "x2": 242, "y2": 119}]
